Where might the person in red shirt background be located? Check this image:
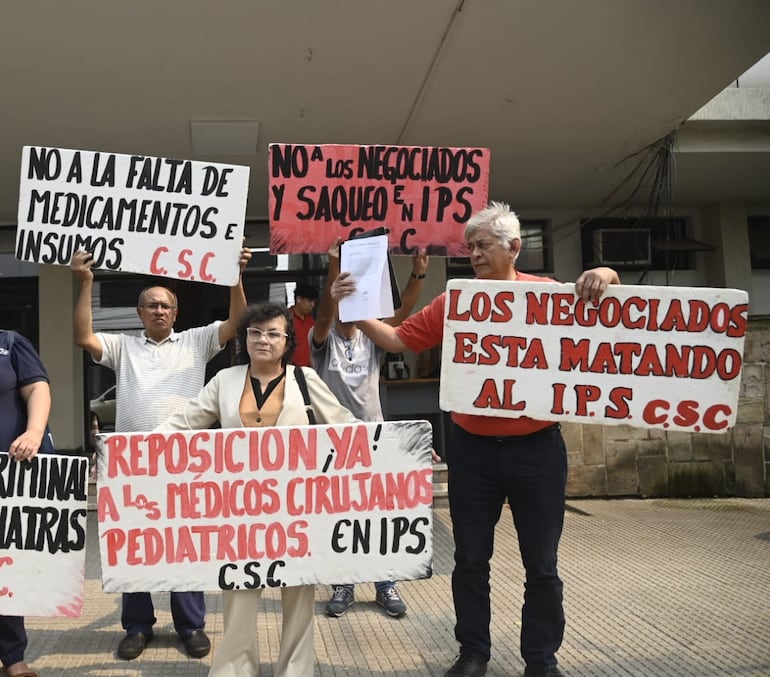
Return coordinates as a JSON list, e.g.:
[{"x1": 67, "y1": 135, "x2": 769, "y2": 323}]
[
  {"x1": 289, "y1": 283, "x2": 319, "y2": 367},
  {"x1": 332, "y1": 202, "x2": 619, "y2": 677}
]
